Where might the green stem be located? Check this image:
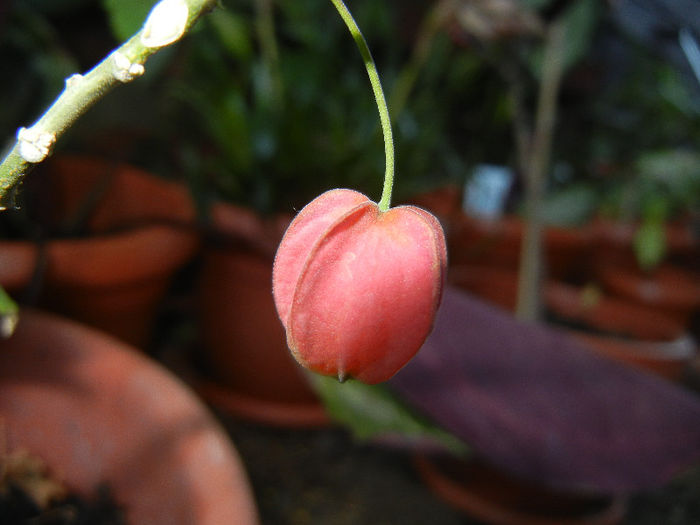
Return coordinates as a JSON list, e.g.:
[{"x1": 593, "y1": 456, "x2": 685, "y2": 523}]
[
  {"x1": 0, "y1": 0, "x2": 218, "y2": 210},
  {"x1": 329, "y1": 0, "x2": 395, "y2": 212}
]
